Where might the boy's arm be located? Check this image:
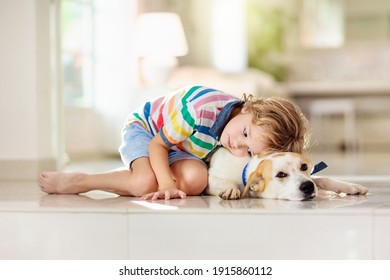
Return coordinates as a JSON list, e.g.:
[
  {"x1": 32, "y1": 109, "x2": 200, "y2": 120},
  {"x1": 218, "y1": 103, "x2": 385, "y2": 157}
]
[{"x1": 141, "y1": 132, "x2": 186, "y2": 200}]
